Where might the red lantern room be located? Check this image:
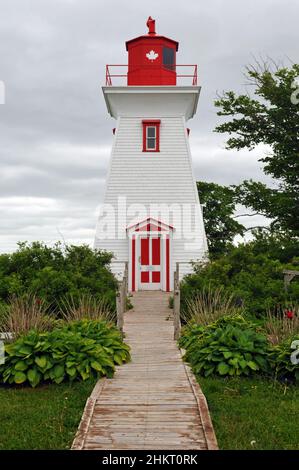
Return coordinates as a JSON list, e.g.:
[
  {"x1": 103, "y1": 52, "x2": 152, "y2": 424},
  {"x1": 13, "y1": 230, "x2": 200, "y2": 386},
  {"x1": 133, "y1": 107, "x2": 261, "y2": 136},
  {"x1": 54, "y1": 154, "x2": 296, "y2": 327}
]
[{"x1": 126, "y1": 17, "x2": 179, "y2": 86}]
